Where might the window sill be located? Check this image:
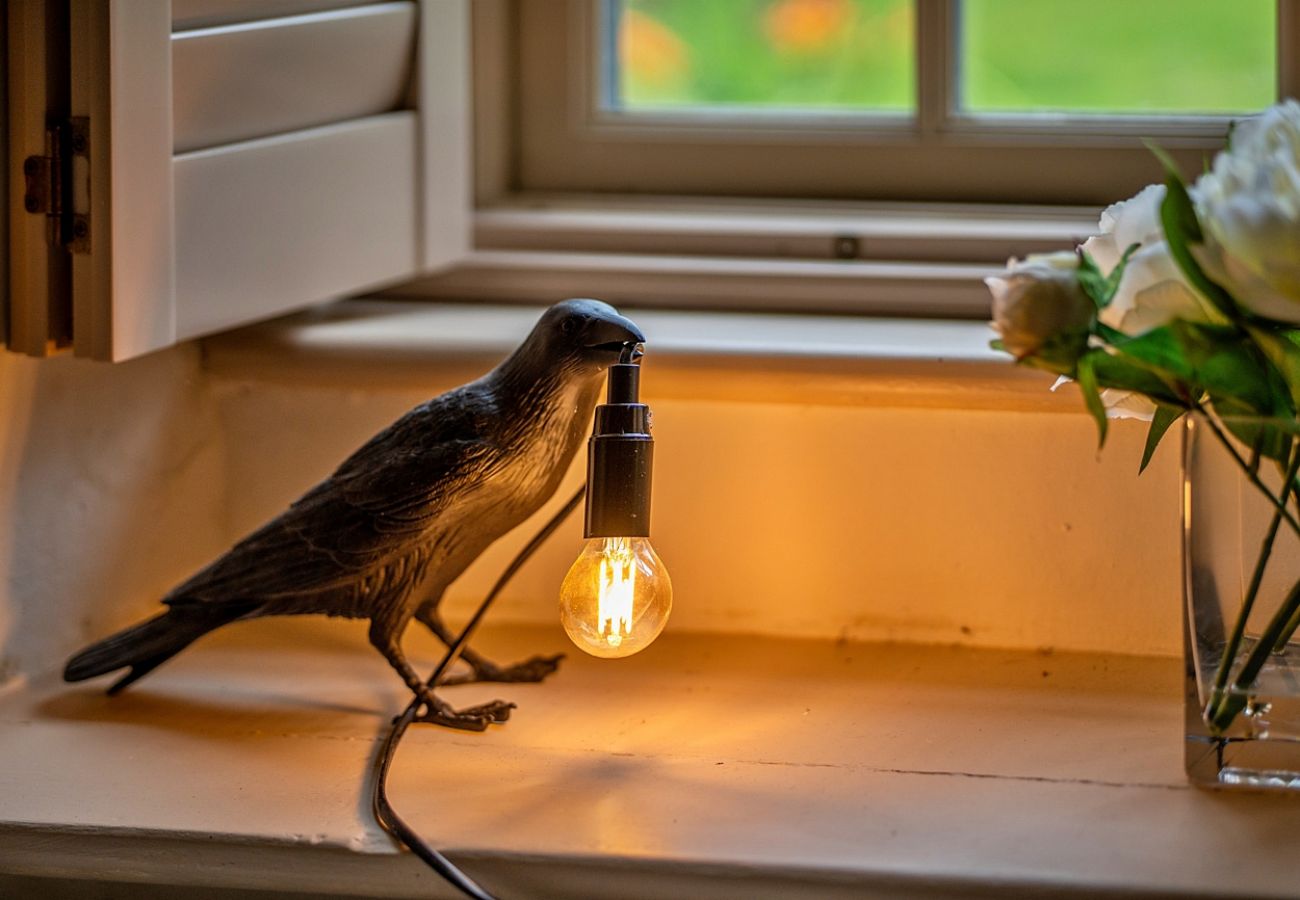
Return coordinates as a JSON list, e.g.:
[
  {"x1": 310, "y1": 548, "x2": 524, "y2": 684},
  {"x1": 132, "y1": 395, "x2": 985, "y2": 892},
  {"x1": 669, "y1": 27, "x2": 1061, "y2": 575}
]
[
  {"x1": 375, "y1": 194, "x2": 1100, "y2": 319},
  {"x1": 6, "y1": 620, "x2": 1296, "y2": 899},
  {"x1": 470, "y1": 194, "x2": 1096, "y2": 264},
  {"x1": 202, "y1": 300, "x2": 1070, "y2": 412}
]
